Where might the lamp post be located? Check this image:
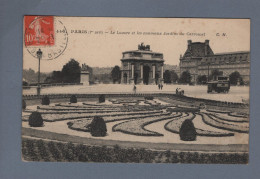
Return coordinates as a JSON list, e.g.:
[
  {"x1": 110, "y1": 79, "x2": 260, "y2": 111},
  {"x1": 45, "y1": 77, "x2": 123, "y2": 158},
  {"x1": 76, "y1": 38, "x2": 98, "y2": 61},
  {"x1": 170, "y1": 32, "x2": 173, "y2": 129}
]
[{"x1": 36, "y1": 49, "x2": 42, "y2": 96}]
